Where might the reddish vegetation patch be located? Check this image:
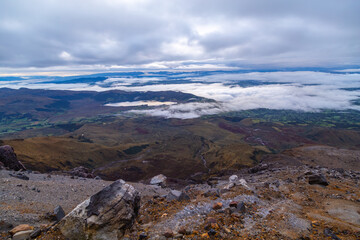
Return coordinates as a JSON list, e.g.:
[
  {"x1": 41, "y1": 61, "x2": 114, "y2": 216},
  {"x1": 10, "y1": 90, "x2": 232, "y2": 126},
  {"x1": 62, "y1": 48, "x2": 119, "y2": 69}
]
[
  {"x1": 135, "y1": 127, "x2": 149, "y2": 135},
  {"x1": 218, "y1": 122, "x2": 248, "y2": 135}
]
